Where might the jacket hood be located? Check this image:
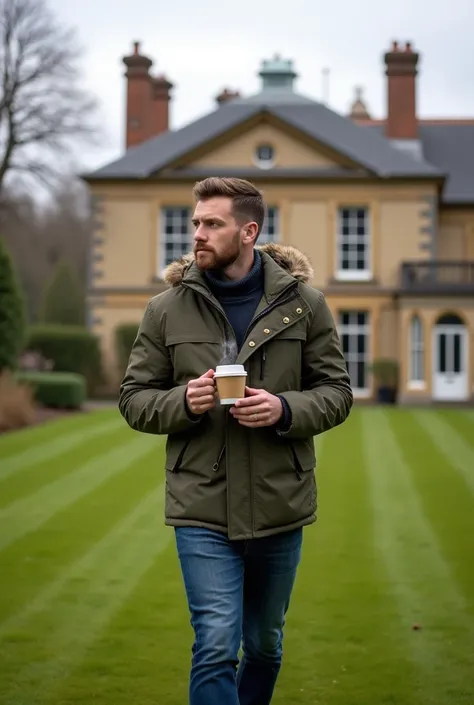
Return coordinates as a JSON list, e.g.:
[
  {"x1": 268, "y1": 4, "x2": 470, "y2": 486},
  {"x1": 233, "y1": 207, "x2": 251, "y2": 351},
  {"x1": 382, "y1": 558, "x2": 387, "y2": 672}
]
[{"x1": 163, "y1": 243, "x2": 314, "y2": 288}]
